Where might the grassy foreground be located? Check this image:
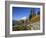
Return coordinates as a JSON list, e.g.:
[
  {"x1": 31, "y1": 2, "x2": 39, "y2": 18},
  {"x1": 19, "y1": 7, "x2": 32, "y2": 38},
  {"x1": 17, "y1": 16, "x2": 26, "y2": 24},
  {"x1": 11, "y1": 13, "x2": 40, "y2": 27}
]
[{"x1": 12, "y1": 25, "x2": 32, "y2": 31}]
